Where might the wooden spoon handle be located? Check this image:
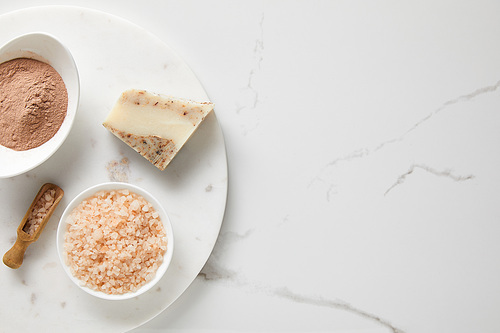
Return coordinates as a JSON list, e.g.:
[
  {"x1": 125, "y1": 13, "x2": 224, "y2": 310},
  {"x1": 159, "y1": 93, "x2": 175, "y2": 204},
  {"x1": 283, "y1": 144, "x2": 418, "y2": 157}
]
[{"x1": 3, "y1": 238, "x2": 30, "y2": 269}]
